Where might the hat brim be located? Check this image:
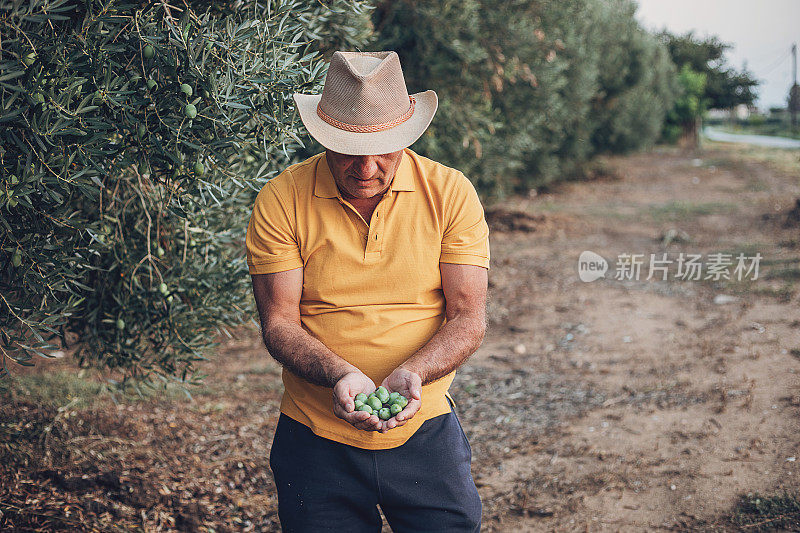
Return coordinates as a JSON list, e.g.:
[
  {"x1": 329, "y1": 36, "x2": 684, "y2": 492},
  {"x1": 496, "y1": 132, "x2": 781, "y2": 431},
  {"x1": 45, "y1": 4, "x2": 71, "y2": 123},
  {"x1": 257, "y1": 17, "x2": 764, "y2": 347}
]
[{"x1": 293, "y1": 90, "x2": 438, "y2": 156}]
